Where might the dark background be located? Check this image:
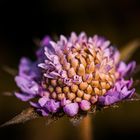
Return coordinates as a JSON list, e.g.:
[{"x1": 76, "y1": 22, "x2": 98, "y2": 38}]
[{"x1": 0, "y1": 0, "x2": 140, "y2": 140}]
